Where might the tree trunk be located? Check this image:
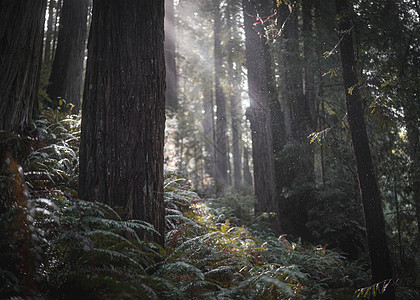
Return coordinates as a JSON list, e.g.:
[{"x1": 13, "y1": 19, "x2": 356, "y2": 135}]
[
  {"x1": 202, "y1": 78, "x2": 215, "y2": 180},
  {"x1": 47, "y1": 0, "x2": 89, "y2": 112},
  {"x1": 44, "y1": 0, "x2": 55, "y2": 64},
  {"x1": 405, "y1": 107, "x2": 420, "y2": 235},
  {"x1": 0, "y1": 0, "x2": 47, "y2": 131},
  {"x1": 213, "y1": 0, "x2": 229, "y2": 193},
  {"x1": 302, "y1": 0, "x2": 315, "y2": 126},
  {"x1": 230, "y1": 91, "x2": 242, "y2": 191},
  {"x1": 79, "y1": 0, "x2": 166, "y2": 245},
  {"x1": 243, "y1": 145, "x2": 253, "y2": 187},
  {"x1": 164, "y1": 0, "x2": 178, "y2": 112},
  {"x1": 51, "y1": 0, "x2": 63, "y2": 59},
  {"x1": 336, "y1": 0, "x2": 395, "y2": 298},
  {"x1": 275, "y1": 1, "x2": 314, "y2": 241},
  {"x1": 226, "y1": 3, "x2": 243, "y2": 191},
  {"x1": 243, "y1": 0, "x2": 279, "y2": 228}
]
